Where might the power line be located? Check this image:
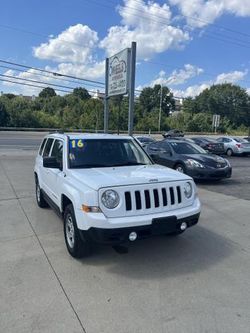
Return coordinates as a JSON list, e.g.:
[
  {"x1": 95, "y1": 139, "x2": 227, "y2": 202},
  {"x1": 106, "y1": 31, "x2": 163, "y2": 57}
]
[
  {"x1": 1, "y1": 2, "x2": 249, "y2": 52},
  {"x1": 81, "y1": 0, "x2": 250, "y2": 48},
  {"x1": 0, "y1": 23, "x2": 99, "y2": 50},
  {"x1": 0, "y1": 77, "x2": 71, "y2": 94},
  {"x1": 0, "y1": 59, "x2": 105, "y2": 86},
  {"x1": 0, "y1": 73, "x2": 101, "y2": 96},
  {"x1": 116, "y1": 0, "x2": 250, "y2": 39},
  {"x1": 0, "y1": 73, "x2": 75, "y2": 91},
  {"x1": 0, "y1": 64, "x2": 104, "y2": 89}
]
